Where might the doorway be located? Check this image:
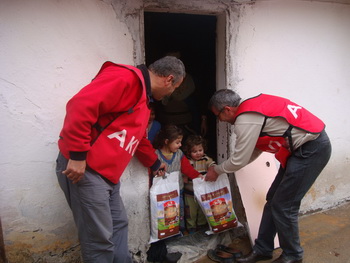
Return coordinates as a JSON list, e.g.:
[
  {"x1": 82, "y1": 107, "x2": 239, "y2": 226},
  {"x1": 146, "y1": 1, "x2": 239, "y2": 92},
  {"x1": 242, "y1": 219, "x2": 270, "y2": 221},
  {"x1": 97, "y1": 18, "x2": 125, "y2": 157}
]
[{"x1": 144, "y1": 12, "x2": 217, "y2": 158}]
